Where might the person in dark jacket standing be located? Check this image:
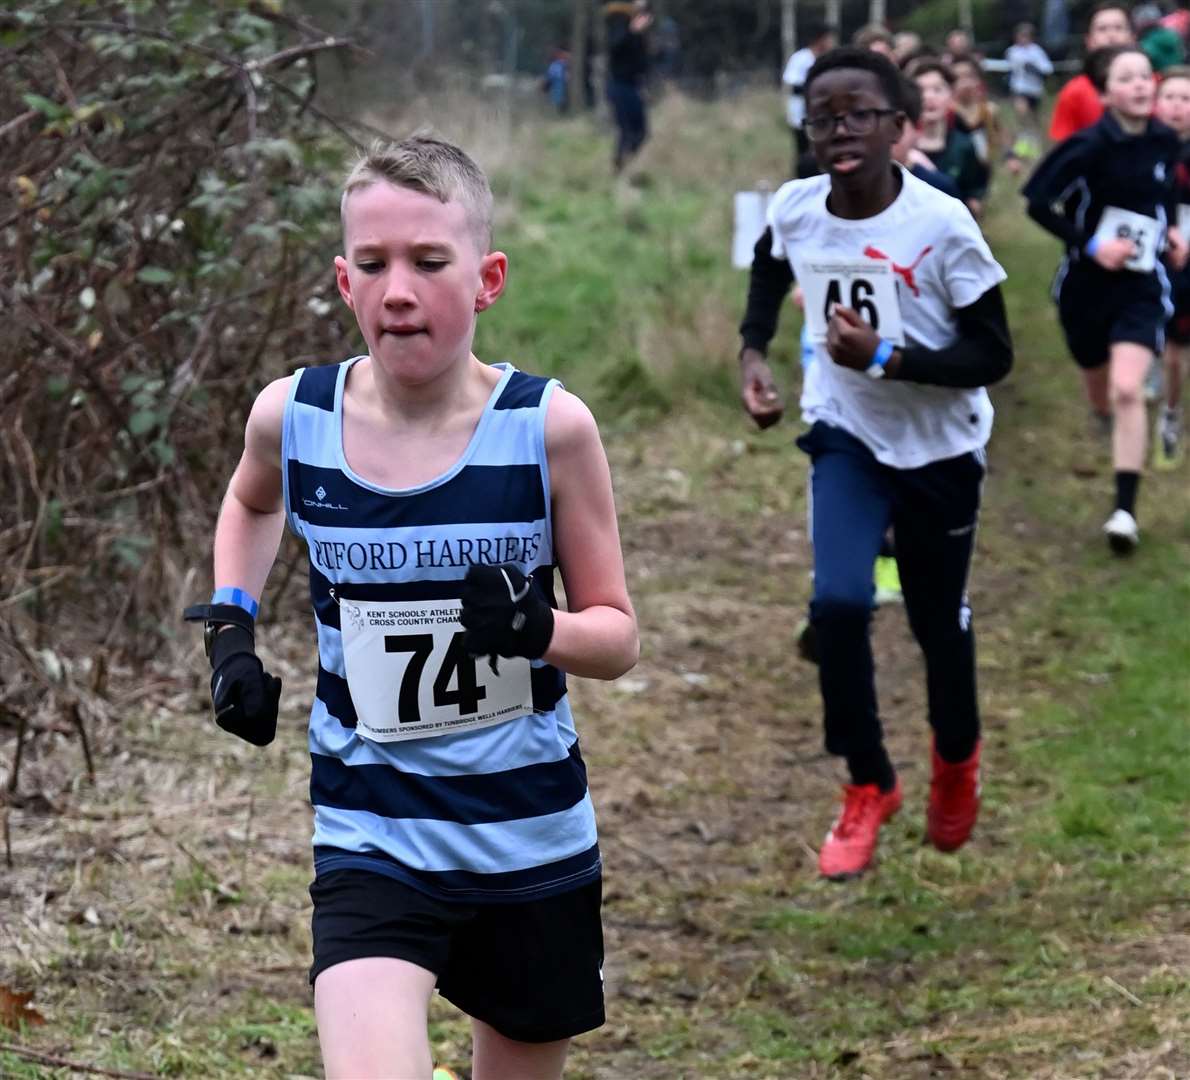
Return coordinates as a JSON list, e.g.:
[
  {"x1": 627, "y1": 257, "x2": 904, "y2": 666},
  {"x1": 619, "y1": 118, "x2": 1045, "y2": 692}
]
[{"x1": 605, "y1": 0, "x2": 652, "y2": 172}]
